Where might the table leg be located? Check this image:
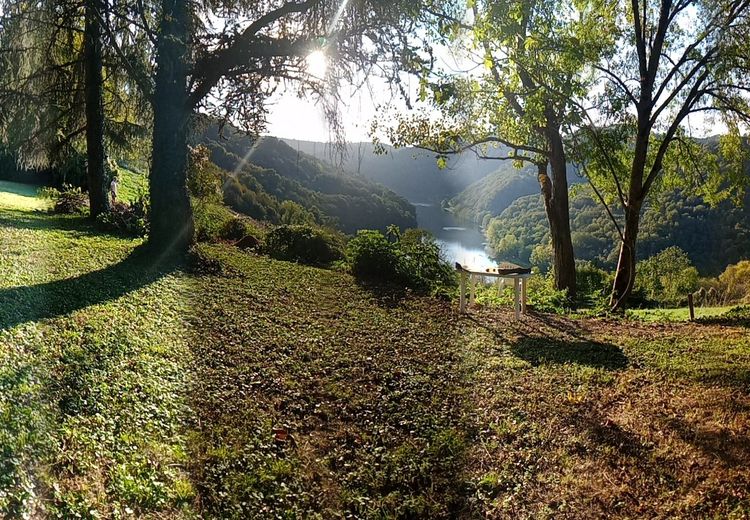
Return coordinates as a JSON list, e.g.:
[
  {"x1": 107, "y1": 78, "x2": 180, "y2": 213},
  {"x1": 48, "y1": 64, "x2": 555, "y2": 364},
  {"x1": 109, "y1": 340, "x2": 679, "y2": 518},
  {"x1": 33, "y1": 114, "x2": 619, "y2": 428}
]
[{"x1": 514, "y1": 277, "x2": 520, "y2": 320}]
